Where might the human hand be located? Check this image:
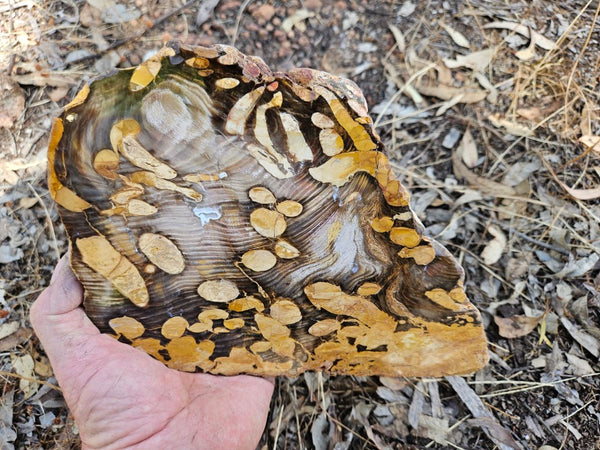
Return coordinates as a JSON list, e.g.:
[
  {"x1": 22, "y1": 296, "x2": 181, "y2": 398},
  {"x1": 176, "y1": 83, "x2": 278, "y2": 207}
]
[{"x1": 30, "y1": 256, "x2": 274, "y2": 449}]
